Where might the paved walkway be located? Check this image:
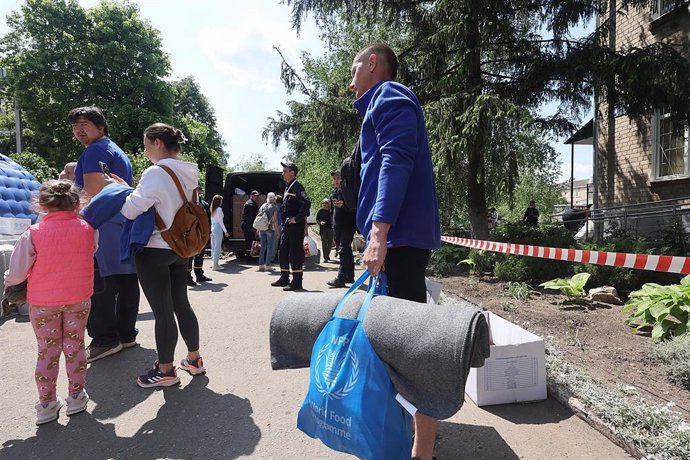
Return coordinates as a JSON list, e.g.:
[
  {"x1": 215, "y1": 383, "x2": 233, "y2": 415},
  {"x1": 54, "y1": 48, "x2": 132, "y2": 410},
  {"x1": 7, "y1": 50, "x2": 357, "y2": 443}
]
[{"x1": 0, "y1": 256, "x2": 630, "y2": 459}]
